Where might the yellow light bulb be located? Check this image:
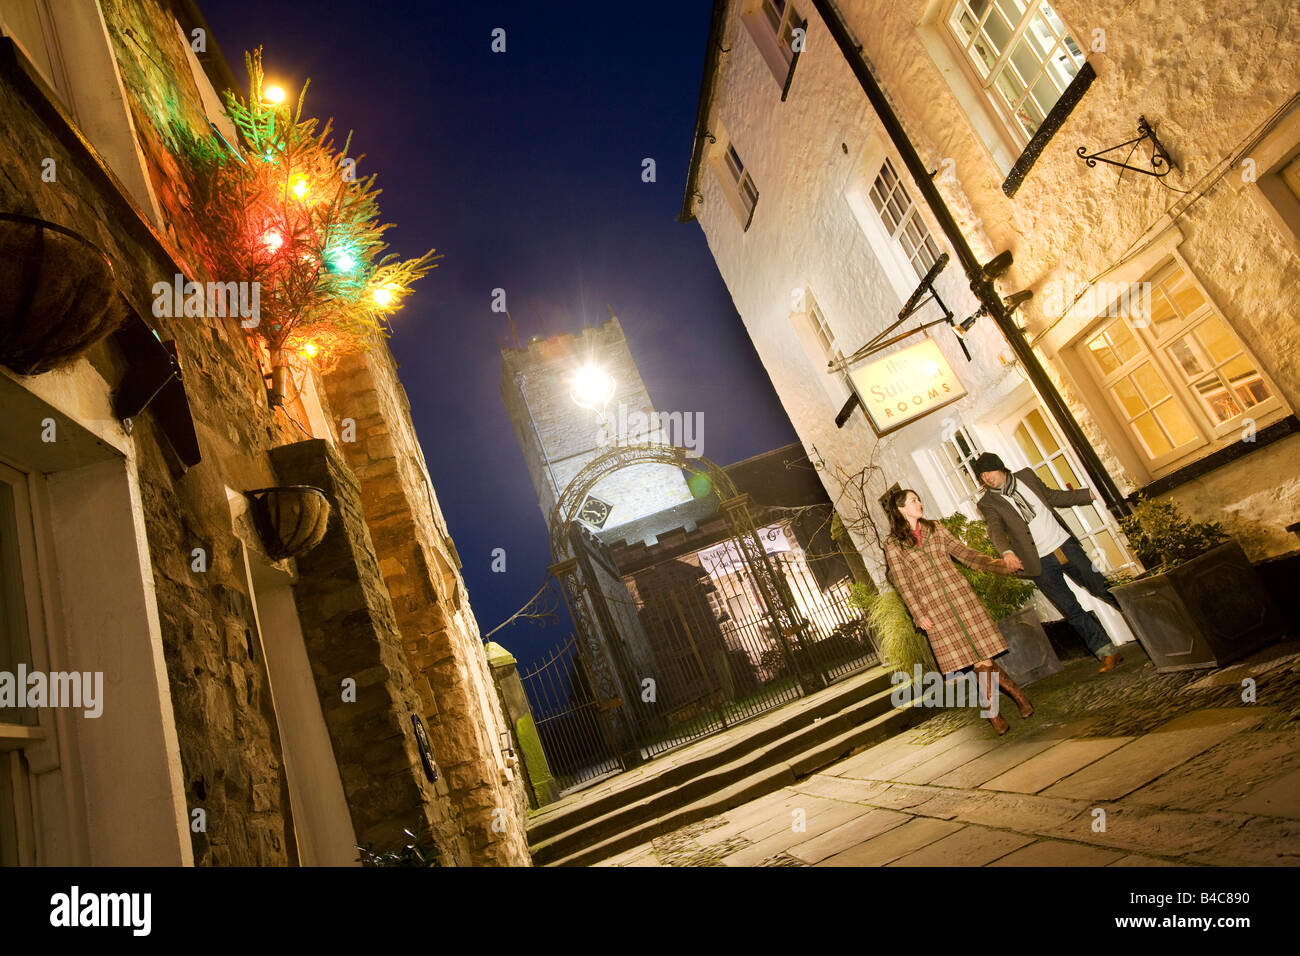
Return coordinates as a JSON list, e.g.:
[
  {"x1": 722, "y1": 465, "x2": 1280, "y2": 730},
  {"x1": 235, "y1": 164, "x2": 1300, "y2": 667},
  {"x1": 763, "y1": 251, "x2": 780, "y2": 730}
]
[
  {"x1": 292, "y1": 178, "x2": 308, "y2": 199},
  {"x1": 301, "y1": 341, "x2": 318, "y2": 357},
  {"x1": 265, "y1": 85, "x2": 286, "y2": 104},
  {"x1": 373, "y1": 286, "x2": 394, "y2": 307}
]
